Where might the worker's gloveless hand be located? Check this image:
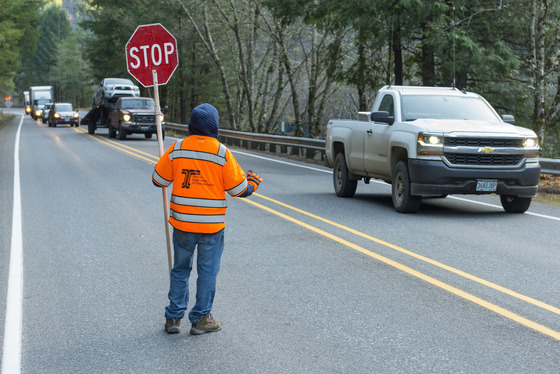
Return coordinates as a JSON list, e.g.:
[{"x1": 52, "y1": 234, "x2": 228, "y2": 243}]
[{"x1": 247, "y1": 170, "x2": 263, "y2": 191}]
